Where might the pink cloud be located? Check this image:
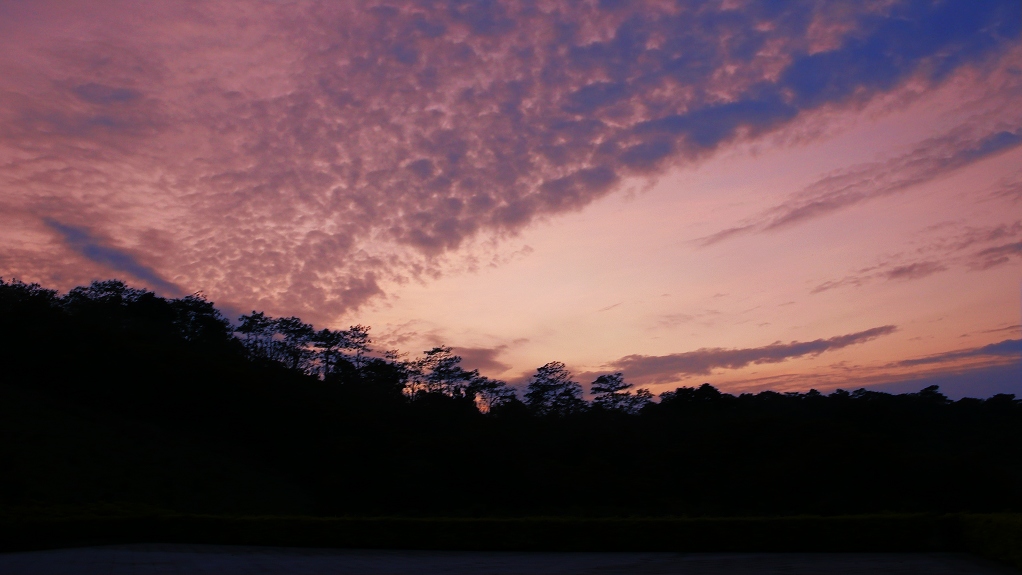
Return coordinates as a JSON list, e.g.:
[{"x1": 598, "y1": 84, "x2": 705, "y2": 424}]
[{"x1": 1, "y1": 1, "x2": 1017, "y2": 324}]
